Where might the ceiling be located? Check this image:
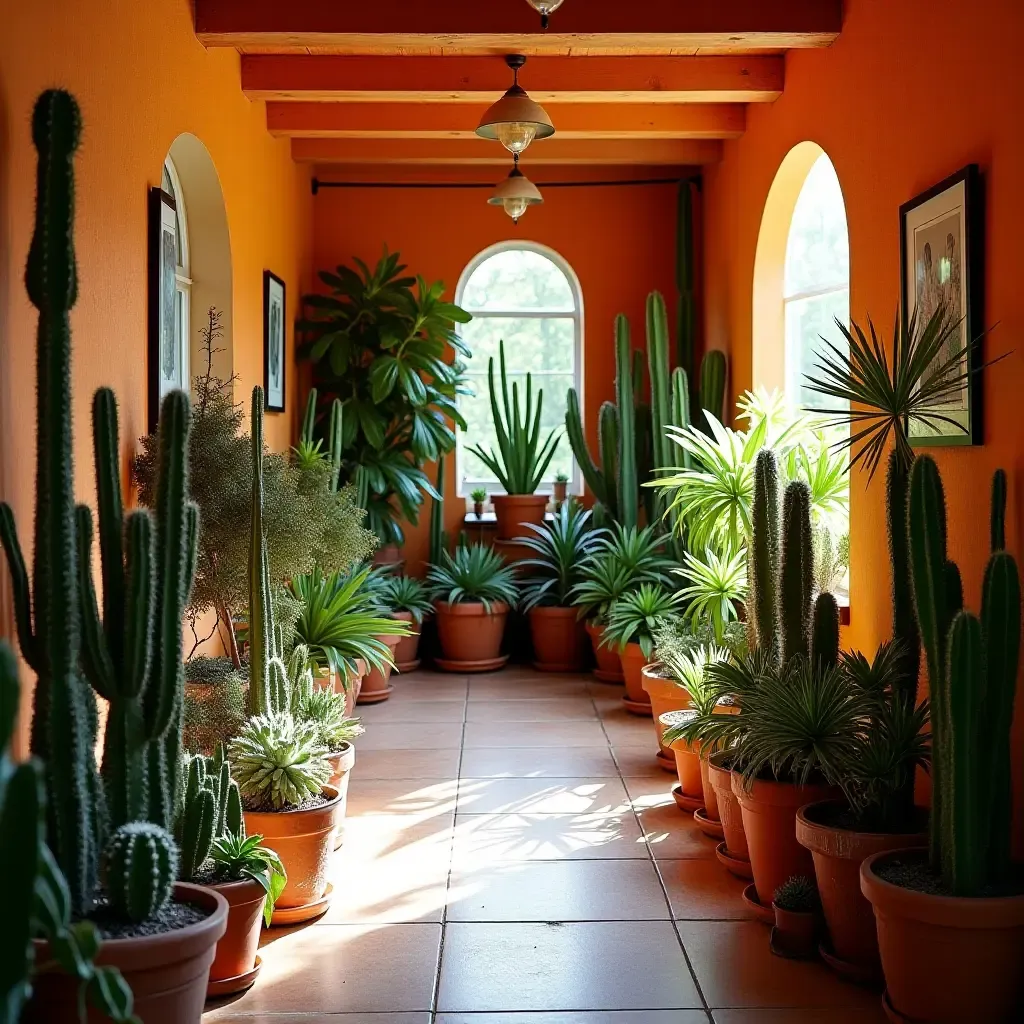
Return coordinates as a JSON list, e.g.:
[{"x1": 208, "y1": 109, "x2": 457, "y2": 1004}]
[{"x1": 194, "y1": 0, "x2": 841, "y2": 173}]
